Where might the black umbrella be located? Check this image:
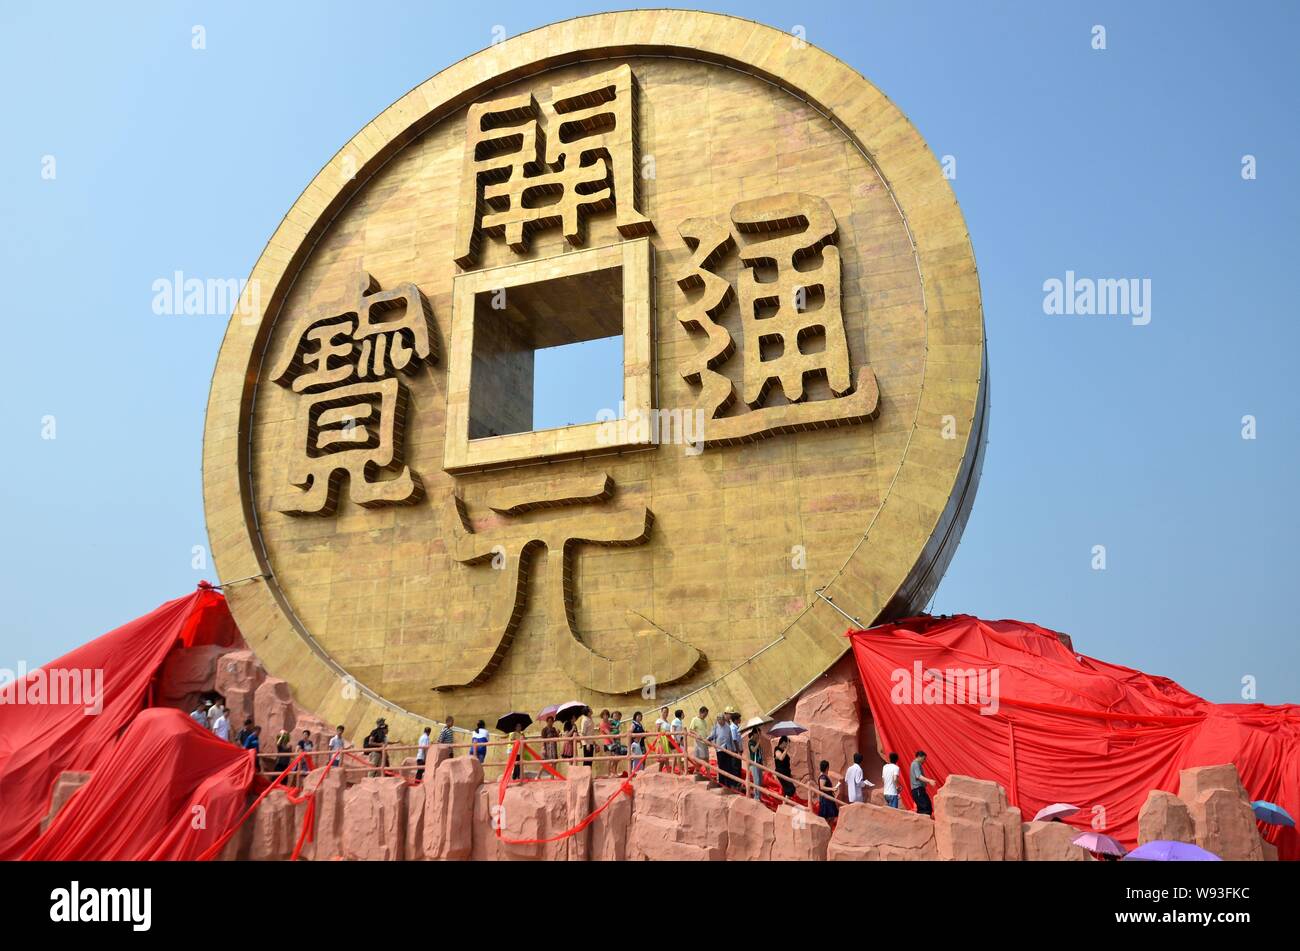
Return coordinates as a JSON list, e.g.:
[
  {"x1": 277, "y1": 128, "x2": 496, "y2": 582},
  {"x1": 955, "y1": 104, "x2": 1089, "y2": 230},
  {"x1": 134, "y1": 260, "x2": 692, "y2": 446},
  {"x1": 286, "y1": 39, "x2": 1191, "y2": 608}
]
[
  {"x1": 496, "y1": 711, "x2": 533, "y2": 733},
  {"x1": 555, "y1": 700, "x2": 589, "y2": 724}
]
